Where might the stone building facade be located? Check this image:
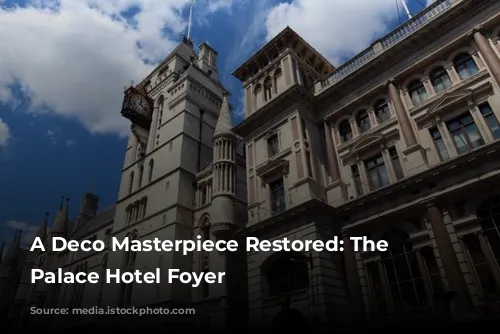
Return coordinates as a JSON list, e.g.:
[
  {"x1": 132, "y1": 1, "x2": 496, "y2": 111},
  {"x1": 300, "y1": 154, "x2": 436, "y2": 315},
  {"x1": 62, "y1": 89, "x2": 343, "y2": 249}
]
[
  {"x1": 232, "y1": 0, "x2": 500, "y2": 327},
  {"x1": 1, "y1": 0, "x2": 500, "y2": 331}
]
